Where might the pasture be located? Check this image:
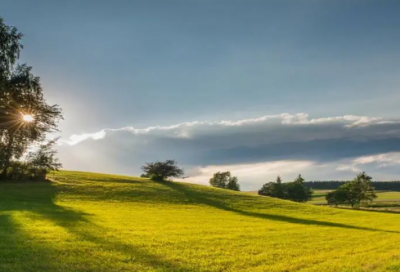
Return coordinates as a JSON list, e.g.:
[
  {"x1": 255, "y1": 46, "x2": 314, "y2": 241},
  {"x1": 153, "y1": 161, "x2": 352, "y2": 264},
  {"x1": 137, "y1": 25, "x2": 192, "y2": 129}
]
[
  {"x1": 1, "y1": 171, "x2": 400, "y2": 271},
  {"x1": 310, "y1": 190, "x2": 400, "y2": 210}
]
